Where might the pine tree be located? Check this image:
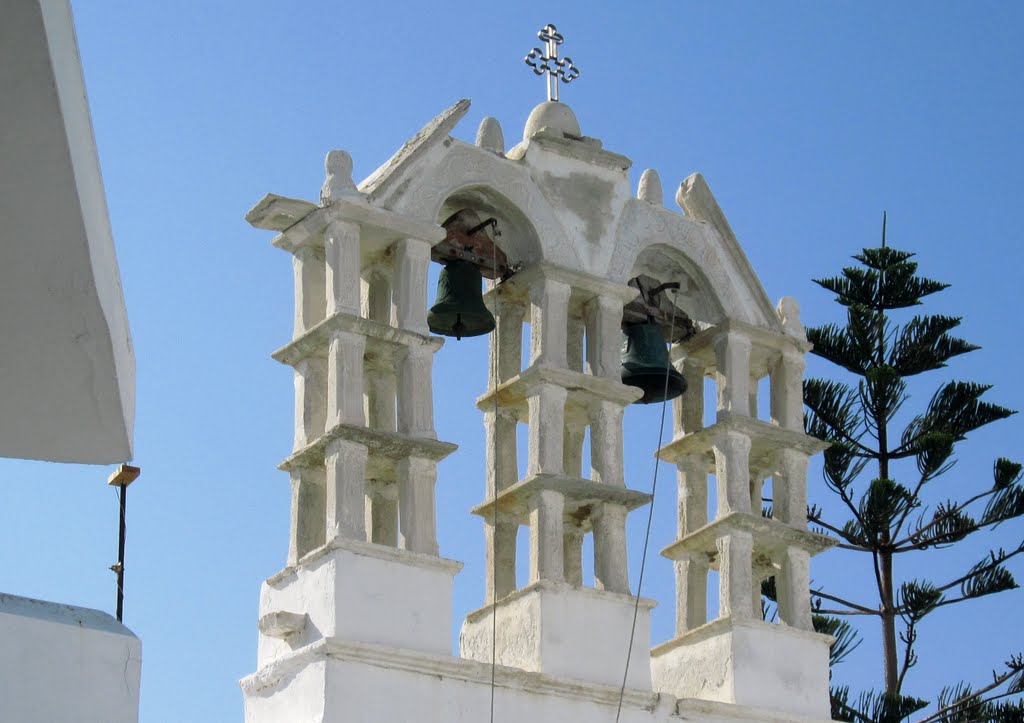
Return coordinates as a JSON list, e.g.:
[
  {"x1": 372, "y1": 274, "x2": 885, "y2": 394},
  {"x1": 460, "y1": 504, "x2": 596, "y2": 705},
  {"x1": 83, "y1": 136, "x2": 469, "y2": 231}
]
[{"x1": 791, "y1": 215, "x2": 1024, "y2": 721}]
